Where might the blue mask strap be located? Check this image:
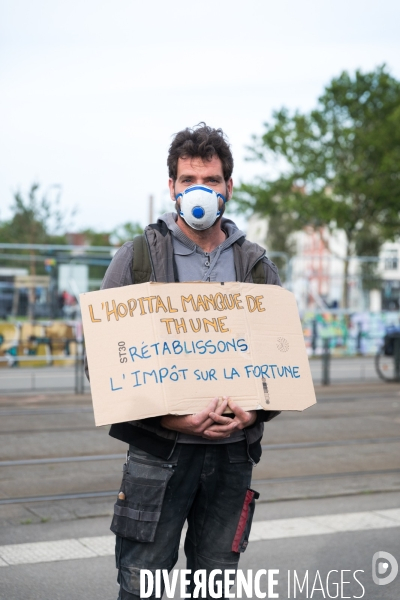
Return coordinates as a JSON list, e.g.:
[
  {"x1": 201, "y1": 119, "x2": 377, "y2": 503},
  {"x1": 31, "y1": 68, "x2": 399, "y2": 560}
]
[{"x1": 217, "y1": 193, "x2": 227, "y2": 203}]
